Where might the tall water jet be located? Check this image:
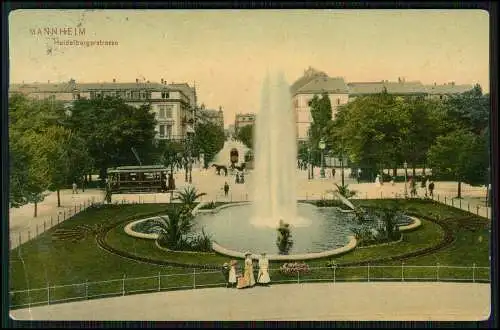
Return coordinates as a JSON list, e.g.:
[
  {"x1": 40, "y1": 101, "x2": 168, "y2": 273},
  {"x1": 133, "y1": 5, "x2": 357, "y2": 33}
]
[{"x1": 252, "y1": 72, "x2": 310, "y2": 228}]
